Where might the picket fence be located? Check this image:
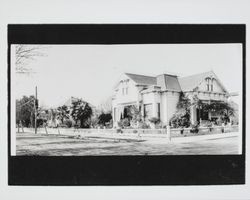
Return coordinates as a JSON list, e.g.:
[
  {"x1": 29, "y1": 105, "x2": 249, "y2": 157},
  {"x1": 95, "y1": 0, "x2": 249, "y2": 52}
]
[{"x1": 18, "y1": 125, "x2": 239, "y2": 138}]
